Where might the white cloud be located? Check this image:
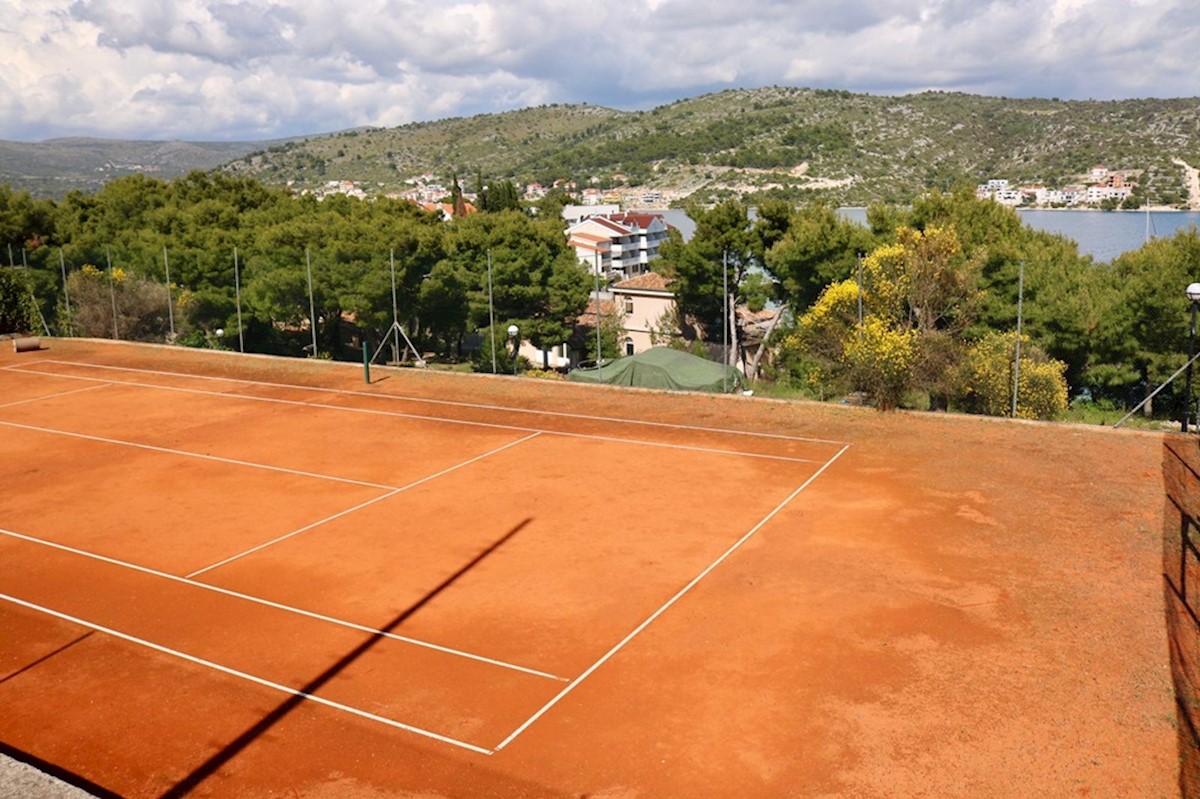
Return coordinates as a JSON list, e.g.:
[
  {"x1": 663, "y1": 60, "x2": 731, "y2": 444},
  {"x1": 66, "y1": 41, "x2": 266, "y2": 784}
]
[{"x1": 1, "y1": 0, "x2": 1198, "y2": 141}]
